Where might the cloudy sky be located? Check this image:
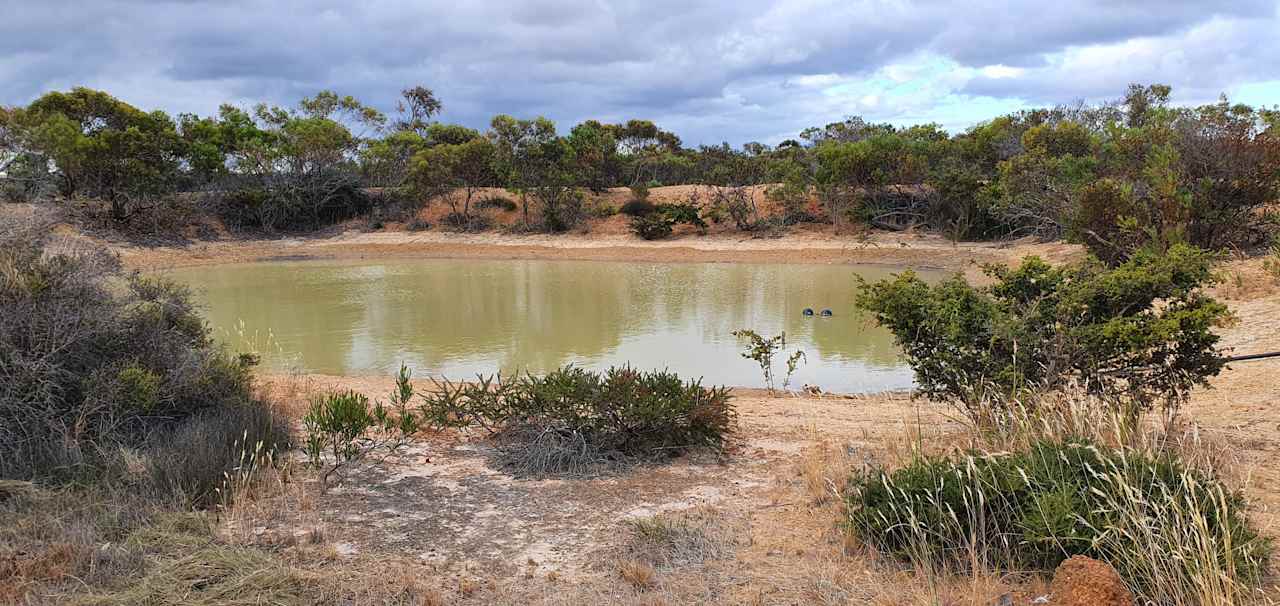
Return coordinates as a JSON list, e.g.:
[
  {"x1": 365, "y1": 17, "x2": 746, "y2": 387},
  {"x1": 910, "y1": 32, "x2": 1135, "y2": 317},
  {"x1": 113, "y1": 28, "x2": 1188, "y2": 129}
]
[{"x1": 3, "y1": 1, "x2": 1279, "y2": 145}]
